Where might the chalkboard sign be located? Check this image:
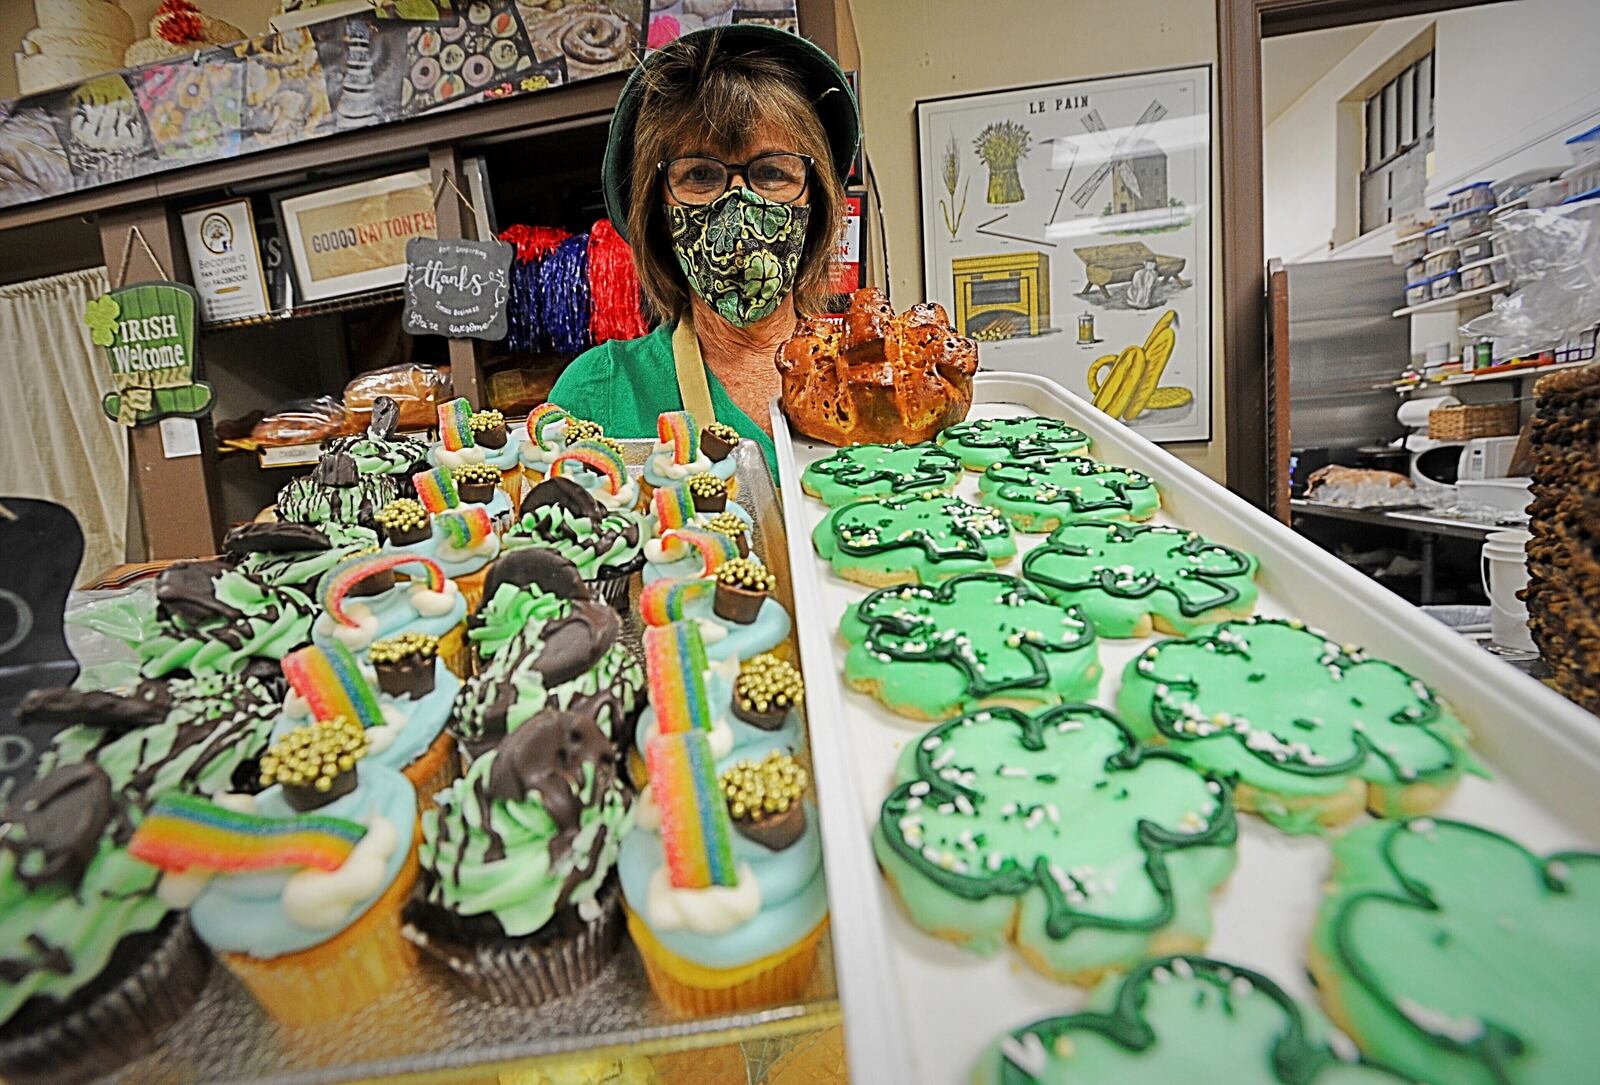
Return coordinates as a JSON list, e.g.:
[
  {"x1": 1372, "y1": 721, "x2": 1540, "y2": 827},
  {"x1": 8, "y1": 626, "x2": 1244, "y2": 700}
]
[
  {"x1": 0, "y1": 498, "x2": 84, "y2": 804},
  {"x1": 402, "y1": 237, "x2": 513, "y2": 341}
]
